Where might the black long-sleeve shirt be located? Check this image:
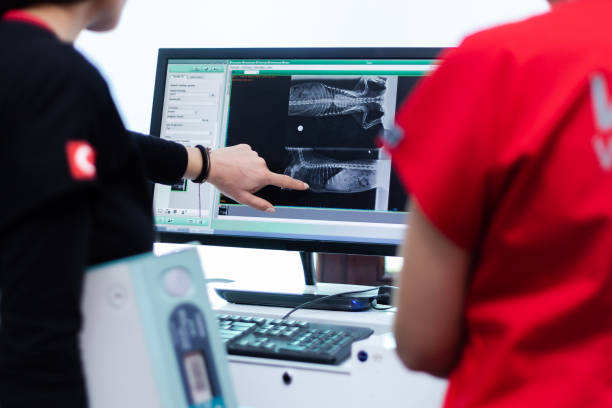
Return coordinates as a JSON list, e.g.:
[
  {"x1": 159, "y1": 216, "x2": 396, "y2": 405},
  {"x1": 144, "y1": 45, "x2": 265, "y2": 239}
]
[
  {"x1": 0, "y1": 20, "x2": 187, "y2": 407},
  {"x1": 129, "y1": 131, "x2": 188, "y2": 186}
]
